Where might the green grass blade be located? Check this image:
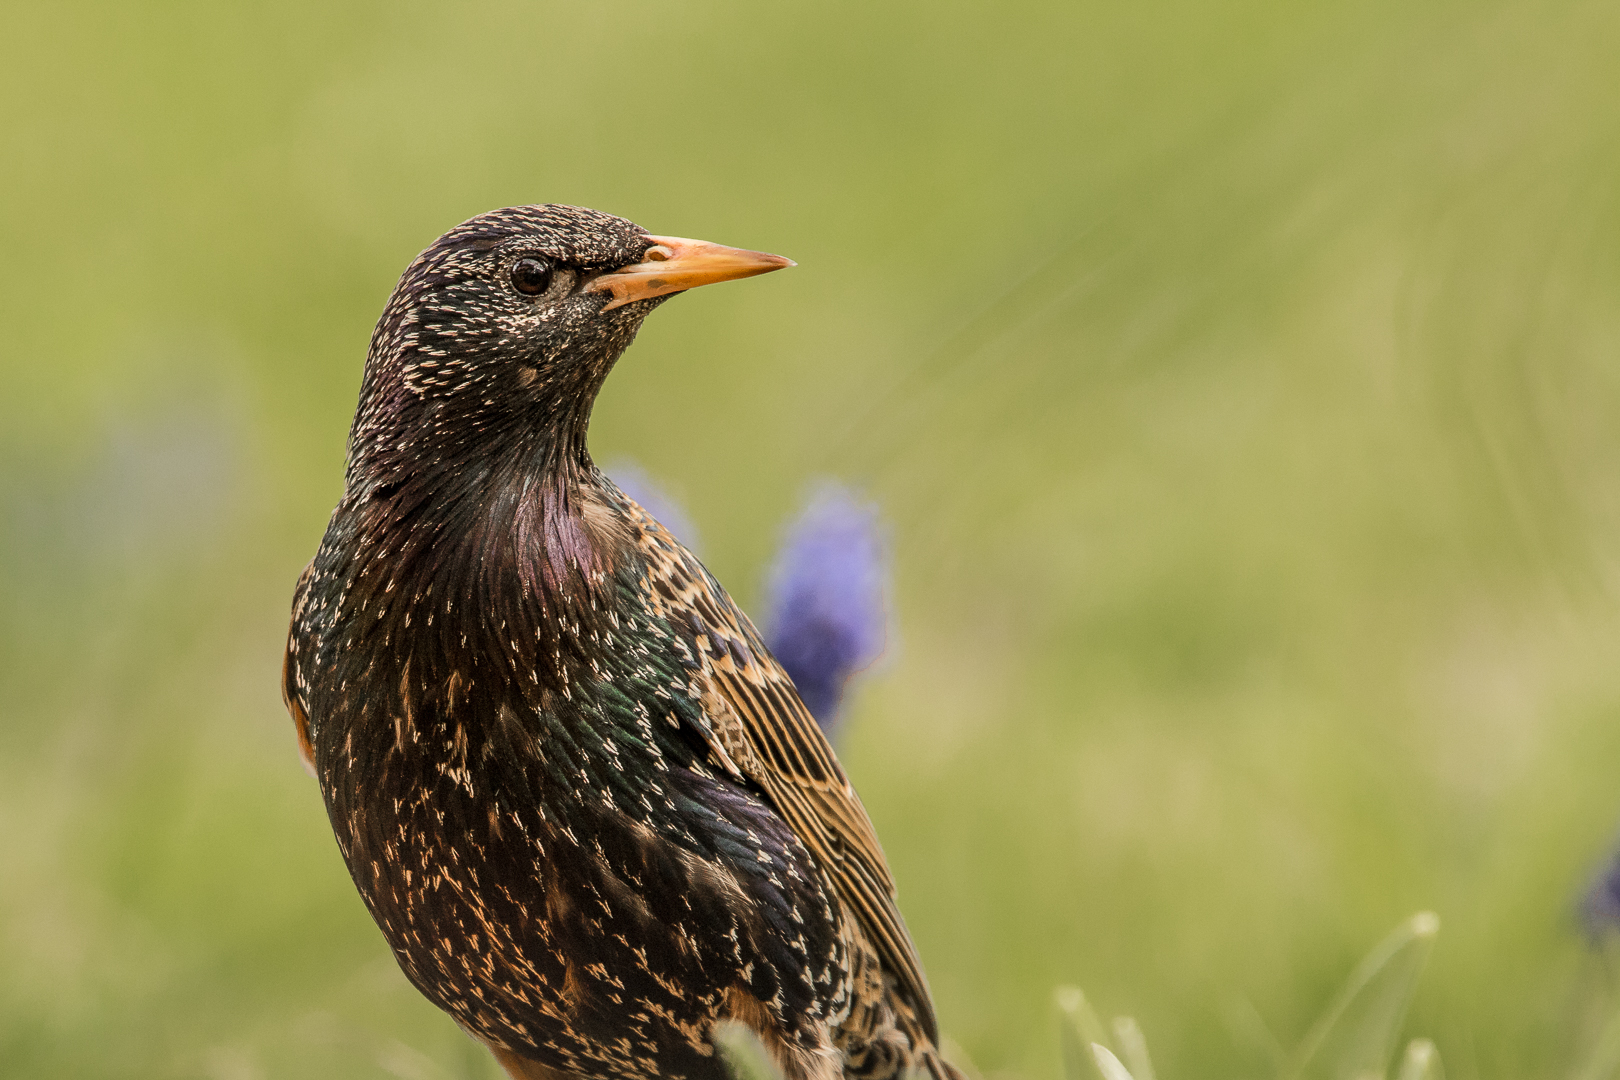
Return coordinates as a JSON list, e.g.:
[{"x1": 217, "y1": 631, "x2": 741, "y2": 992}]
[
  {"x1": 1058, "y1": 987, "x2": 1115, "y2": 1080},
  {"x1": 1395, "y1": 1039, "x2": 1444, "y2": 1080},
  {"x1": 1223, "y1": 994, "x2": 1291, "y2": 1075},
  {"x1": 1091, "y1": 1043, "x2": 1138, "y2": 1080},
  {"x1": 1112, "y1": 1017, "x2": 1156, "y2": 1080},
  {"x1": 714, "y1": 1021, "x2": 785, "y2": 1080},
  {"x1": 1290, "y1": 912, "x2": 1440, "y2": 1080}
]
